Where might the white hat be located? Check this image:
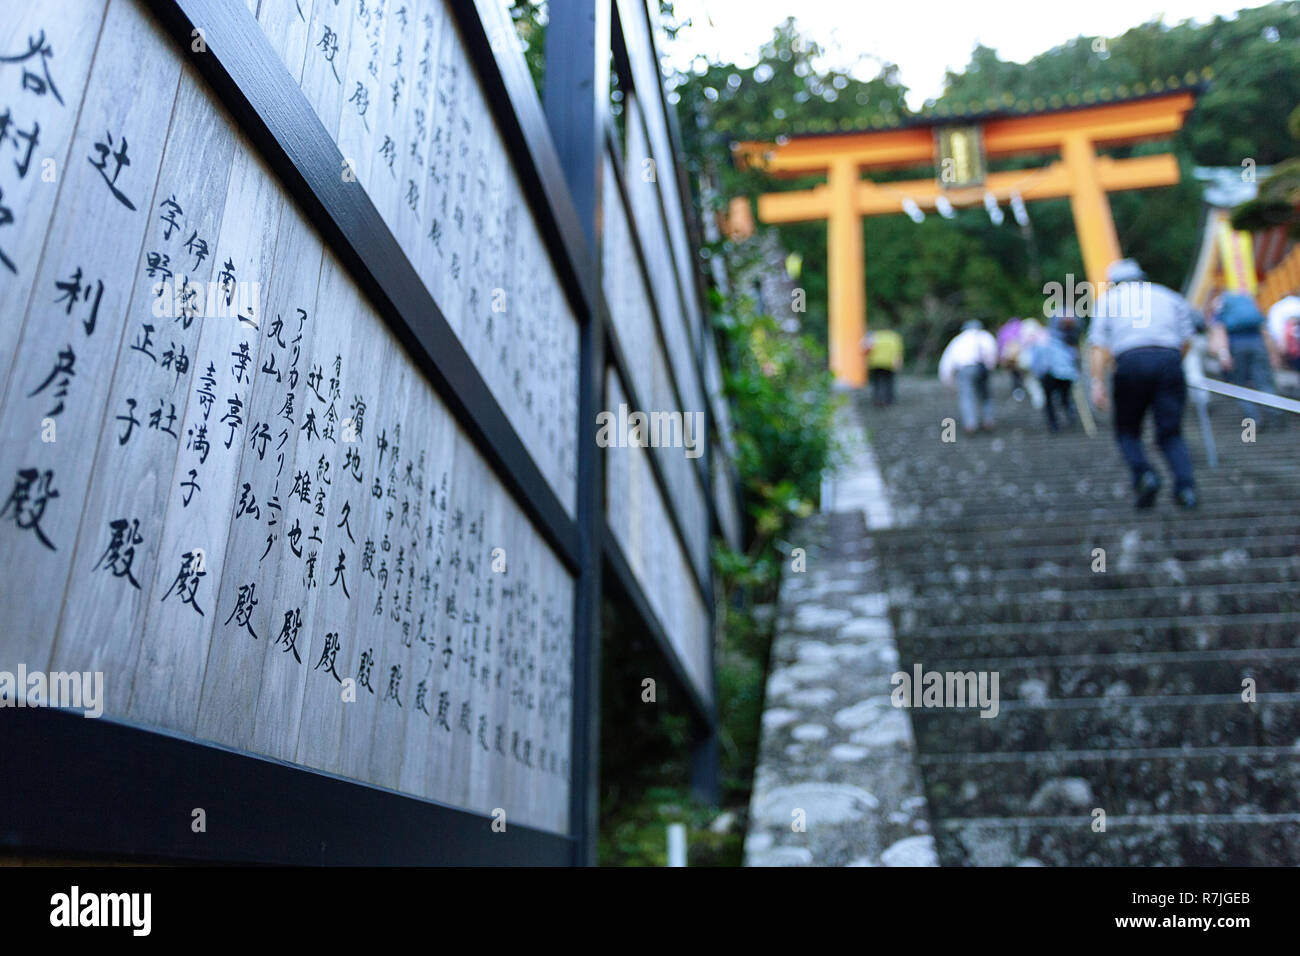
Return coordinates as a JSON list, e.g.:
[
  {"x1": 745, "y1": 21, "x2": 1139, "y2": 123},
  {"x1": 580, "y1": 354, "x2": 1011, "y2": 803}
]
[{"x1": 1106, "y1": 258, "x2": 1145, "y2": 283}]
